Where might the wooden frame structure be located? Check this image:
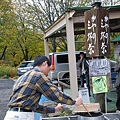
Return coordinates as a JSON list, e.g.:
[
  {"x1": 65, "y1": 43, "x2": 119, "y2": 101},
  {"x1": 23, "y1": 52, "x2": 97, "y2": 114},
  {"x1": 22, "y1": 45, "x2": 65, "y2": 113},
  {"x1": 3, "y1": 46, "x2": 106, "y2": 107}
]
[{"x1": 44, "y1": 5, "x2": 120, "y2": 99}]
